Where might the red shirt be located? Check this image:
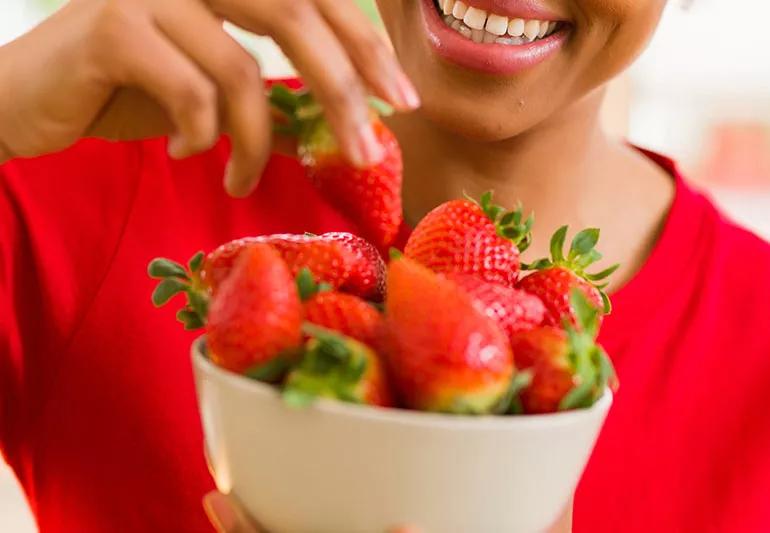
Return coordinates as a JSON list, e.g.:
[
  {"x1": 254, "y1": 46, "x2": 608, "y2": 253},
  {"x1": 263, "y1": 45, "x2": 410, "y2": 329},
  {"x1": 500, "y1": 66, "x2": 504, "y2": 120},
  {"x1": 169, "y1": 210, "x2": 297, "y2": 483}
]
[{"x1": 1, "y1": 138, "x2": 769, "y2": 532}]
